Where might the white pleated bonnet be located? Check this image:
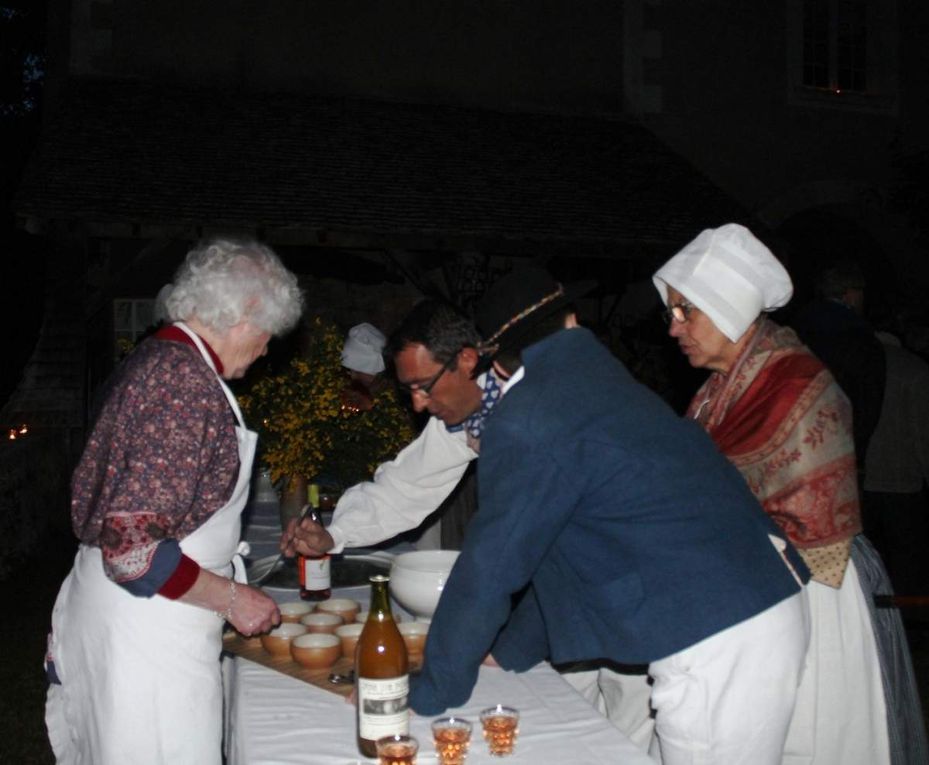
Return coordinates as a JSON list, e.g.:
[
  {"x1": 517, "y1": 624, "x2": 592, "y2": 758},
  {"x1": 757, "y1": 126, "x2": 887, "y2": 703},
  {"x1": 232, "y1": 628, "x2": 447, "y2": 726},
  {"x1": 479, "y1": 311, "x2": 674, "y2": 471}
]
[
  {"x1": 340, "y1": 322, "x2": 387, "y2": 374},
  {"x1": 652, "y1": 223, "x2": 793, "y2": 342}
]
